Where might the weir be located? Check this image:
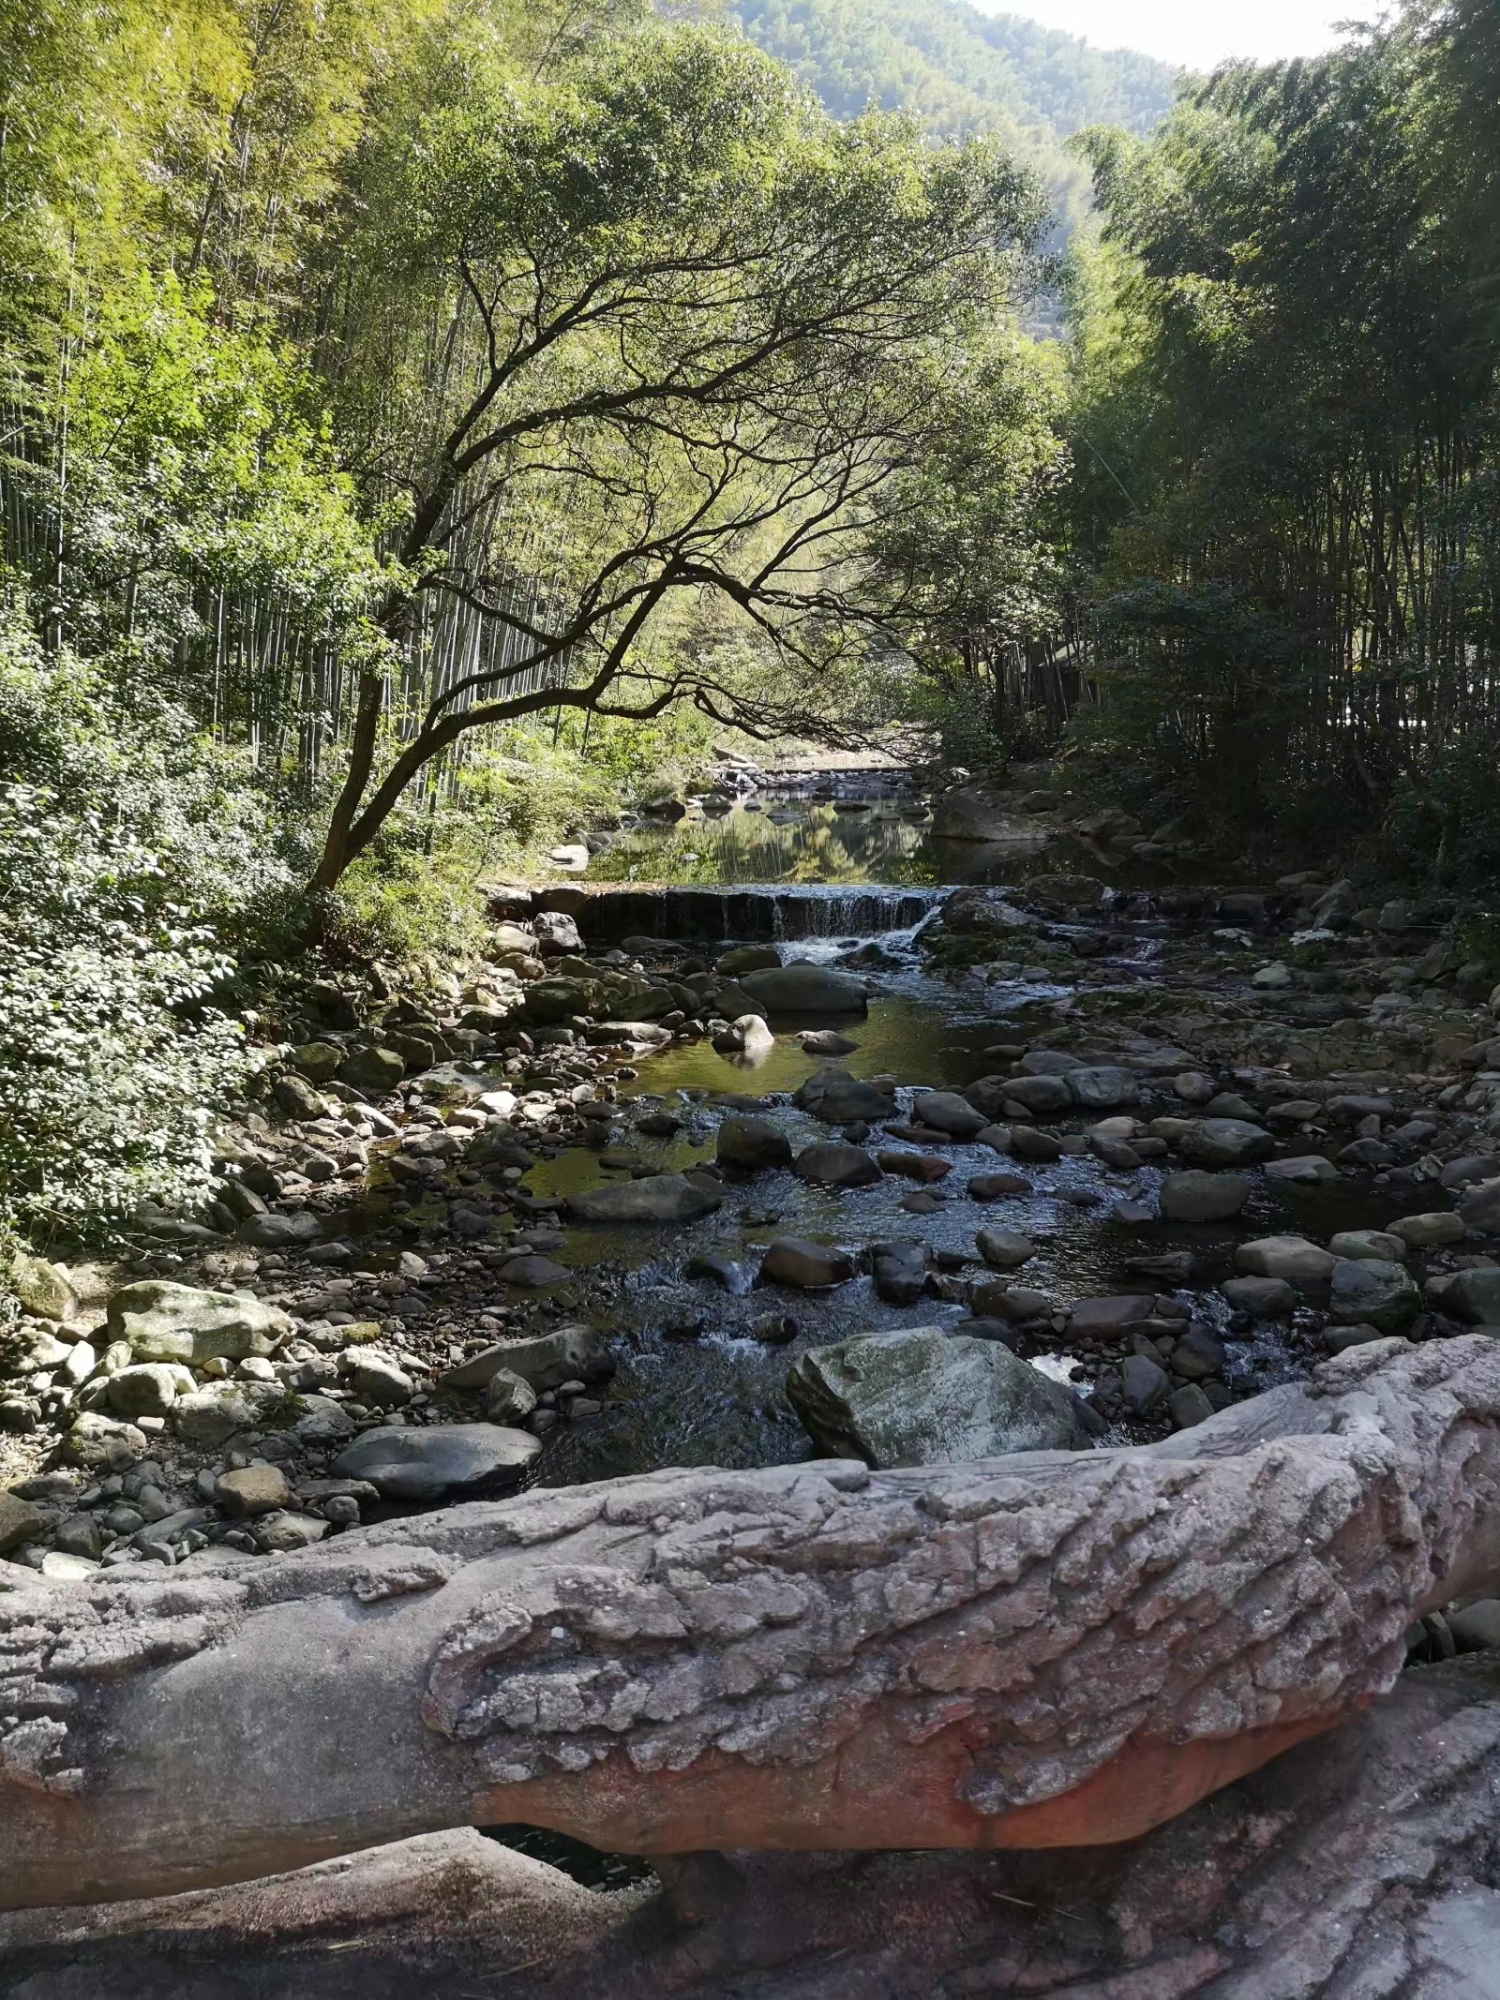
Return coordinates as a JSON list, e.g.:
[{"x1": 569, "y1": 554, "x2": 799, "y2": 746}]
[{"x1": 573, "y1": 881, "x2": 952, "y2": 943}]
